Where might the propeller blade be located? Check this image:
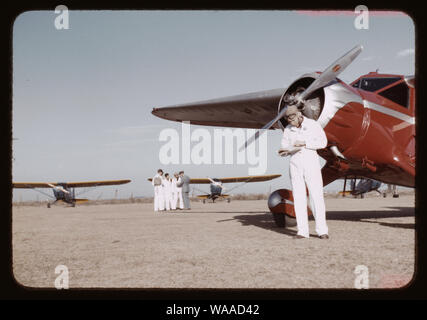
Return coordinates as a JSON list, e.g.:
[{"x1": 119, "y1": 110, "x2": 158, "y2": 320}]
[
  {"x1": 207, "y1": 177, "x2": 216, "y2": 185},
  {"x1": 47, "y1": 183, "x2": 70, "y2": 194},
  {"x1": 207, "y1": 177, "x2": 225, "y2": 189},
  {"x1": 238, "y1": 105, "x2": 288, "y2": 152},
  {"x1": 239, "y1": 44, "x2": 363, "y2": 152},
  {"x1": 298, "y1": 44, "x2": 363, "y2": 102}
]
